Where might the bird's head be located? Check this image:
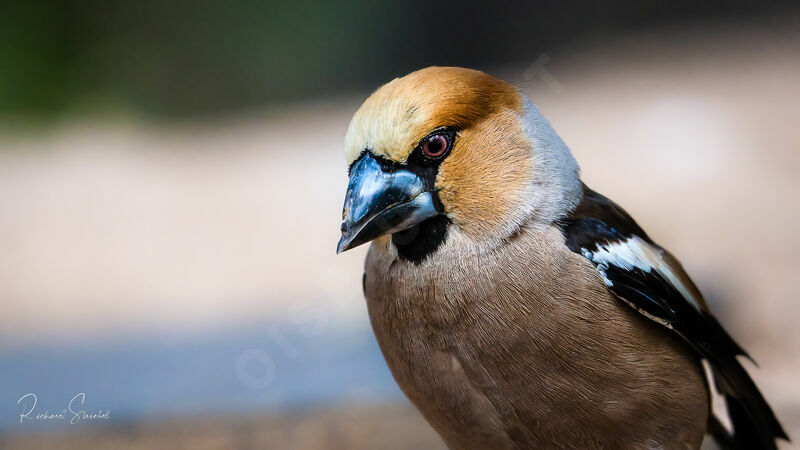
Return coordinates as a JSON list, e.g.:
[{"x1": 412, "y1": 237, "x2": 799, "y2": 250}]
[{"x1": 337, "y1": 67, "x2": 582, "y2": 260}]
